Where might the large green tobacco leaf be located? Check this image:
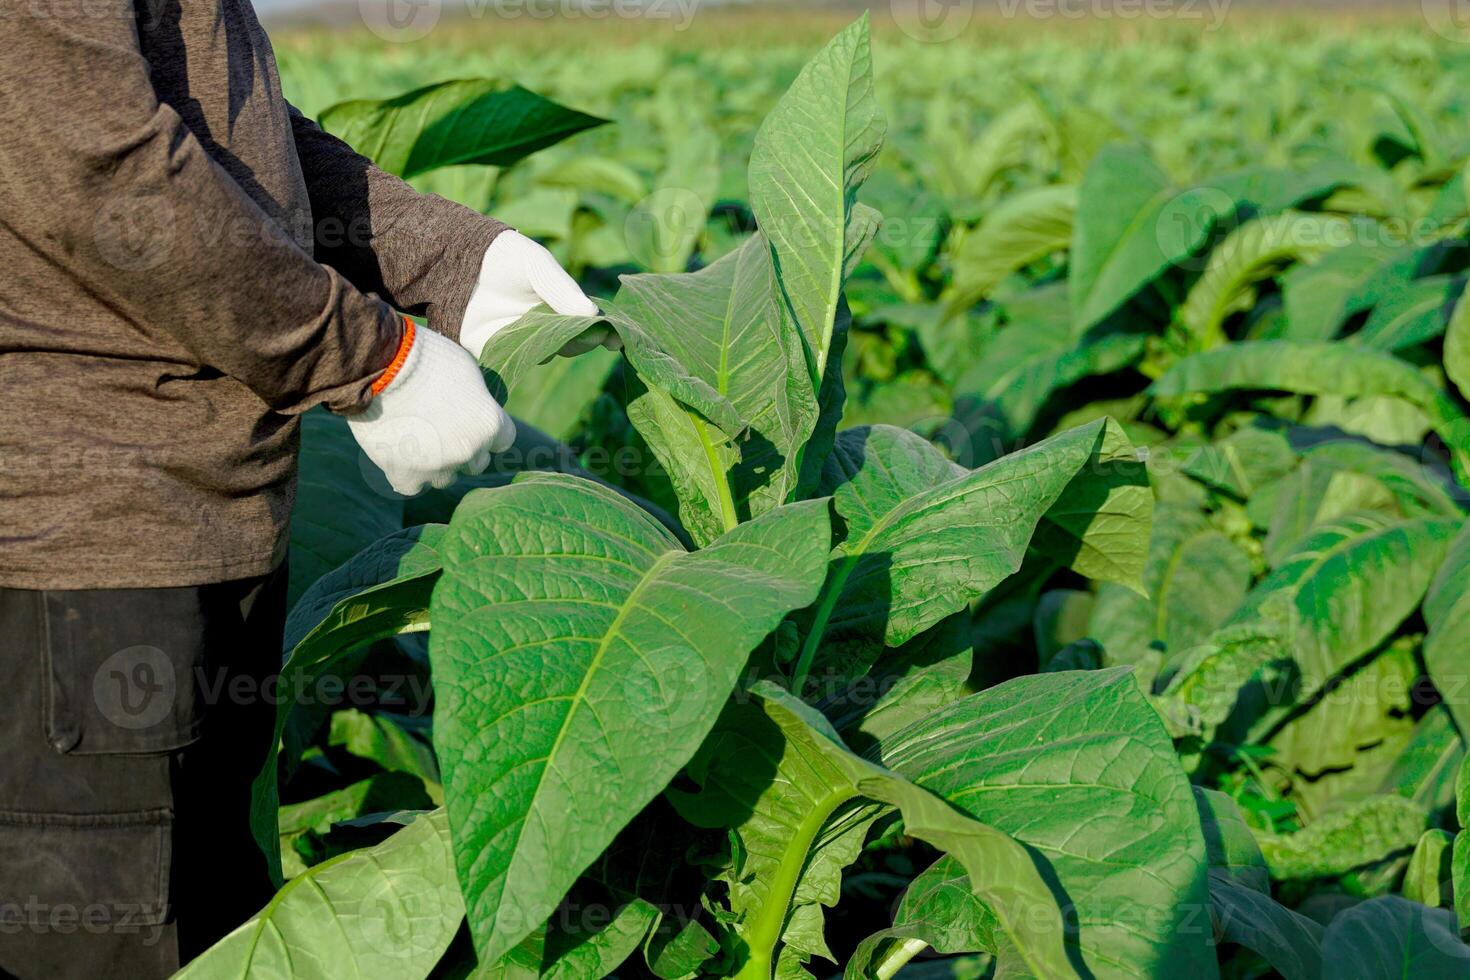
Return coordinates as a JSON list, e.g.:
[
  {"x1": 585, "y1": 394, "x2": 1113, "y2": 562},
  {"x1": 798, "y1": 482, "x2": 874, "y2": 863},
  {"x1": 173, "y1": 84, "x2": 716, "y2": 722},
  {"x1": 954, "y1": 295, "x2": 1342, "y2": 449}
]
[
  {"x1": 748, "y1": 14, "x2": 885, "y2": 381},
  {"x1": 476, "y1": 238, "x2": 804, "y2": 545},
  {"x1": 1160, "y1": 514, "x2": 1455, "y2": 744},
  {"x1": 943, "y1": 184, "x2": 1077, "y2": 315},
  {"x1": 1177, "y1": 211, "x2": 1351, "y2": 350},
  {"x1": 483, "y1": 20, "x2": 886, "y2": 543},
  {"x1": 1149, "y1": 340, "x2": 1470, "y2": 474},
  {"x1": 319, "y1": 79, "x2": 606, "y2": 178},
  {"x1": 1425, "y1": 522, "x2": 1470, "y2": 737},
  {"x1": 1070, "y1": 144, "x2": 1172, "y2": 332},
  {"x1": 1355, "y1": 274, "x2": 1458, "y2": 351},
  {"x1": 1256, "y1": 795, "x2": 1426, "y2": 880},
  {"x1": 881, "y1": 669, "x2": 1217, "y2": 979},
  {"x1": 1319, "y1": 897, "x2": 1470, "y2": 976},
  {"x1": 1070, "y1": 145, "x2": 1234, "y2": 335},
  {"x1": 797, "y1": 420, "x2": 1148, "y2": 686},
  {"x1": 428, "y1": 475, "x2": 830, "y2": 964},
  {"x1": 1152, "y1": 339, "x2": 1448, "y2": 408},
  {"x1": 251, "y1": 525, "x2": 448, "y2": 883},
  {"x1": 1280, "y1": 241, "x2": 1410, "y2": 342},
  {"x1": 1226, "y1": 513, "x2": 1456, "y2": 730},
  {"x1": 667, "y1": 683, "x2": 1072, "y2": 980},
  {"x1": 179, "y1": 810, "x2": 462, "y2": 979}
]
